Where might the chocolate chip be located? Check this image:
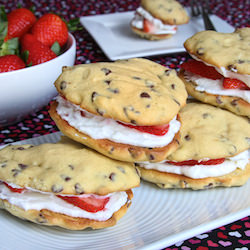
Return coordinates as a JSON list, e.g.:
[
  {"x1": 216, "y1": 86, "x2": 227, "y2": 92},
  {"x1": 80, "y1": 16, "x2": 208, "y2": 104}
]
[
  {"x1": 51, "y1": 184, "x2": 63, "y2": 193},
  {"x1": 204, "y1": 183, "x2": 213, "y2": 189},
  {"x1": 146, "y1": 104, "x2": 151, "y2": 108},
  {"x1": 227, "y1": 64, "x2": 237, "y2": 72},
  {"x1": 196, "y1": 48, "x2": 205, "y2": 55},
  {"x1": 184, "y1": 135, "x2": 191, "y2": 141},
  {"x1": 101, "y1": 68, "x2": 112, "y2": 75},
  {"x1": 104, "y1": 80, "x2": 111, "y2": 85},
  {"x1": 165, "y1": 69, "x2": 171, "y2": 76},
  {"x1": 181, "y1": 180, "x2": 188, "y2": 188},
  {"x1": 216, "y1": 96, "x2": 223, "y2": 104},
  {"x1": 109, "y1": 146, "x2": 114, "y2": 153},
  {"x1": 135, "y1": 167, "x2": 141, "y2": 177},
  {"x1": 75, "y1": 183, "x2": 84, "y2": 194},
  {"x1": 18, "y1": 163, "x2": 27, "y2": 170},
  {"x1": 171, "y1": 84, "x2": 176, "y2": 89},
  {"x1": 109, "y1": 173, "x2": 116, "y2": 181},
  {"x1": 149, "y1": 154, "x2": 155, "y2": 160},
  {"x1": 0, "y1": 162, "x2": 7, "y2": 168},
  {"x1": 173, "y1": 98, "x2": 180, "y2": 106},
  {"x1": 175, "y1": 139, "x2": 180, "y2": 145},
  {"x1": 12, "y1": 169, "x2": 20, "y2": 177},
  {"x1": 68, "y1": 164, "x2": 74, "y2": 170},
  {"x1": 16, "y1": 147, "x2": 25, "y2": 150},
  {"x1": 35, "y1": 213, "x2": 48, "y2": 224},
  {"x1": 134, "y1": 163, "x2": 140, "y2": 167},
  {"x1": 60, "y1": 174, "x2": 71, "y2": 182},
  {"x1": 60, "y1": 81, "x2": 67, "y2": 90},
  {"x1": 202, "y1": 113, "x2": 210, "y2": 119},
  {"x1": 133, "y1": 76, "x2": 141, "y2": 80},
  {"x1": 145, "y1": 80, "x2": 155, "y2": 88},
  {"x1": 96, "y1": 108, "x2": 104, "y2": 116},
  {"x1": 130, "y1": 120, "x2": 136, "y2": 125},
  {"x1": 238, "y1": 60, "x2": 245, "y2": 64},
  {"x1": 231, "y1": 99, "x2": 238, "y2": 106},
  {"x1": 107, "y1": 88, "x2": 119, "y2": 94},
  {"x1": 140, "y1": 92, "x2": 150, "y2": 98},
  {"x1": 91, "y1": 92, "x2": 97, "y2": 102}
]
